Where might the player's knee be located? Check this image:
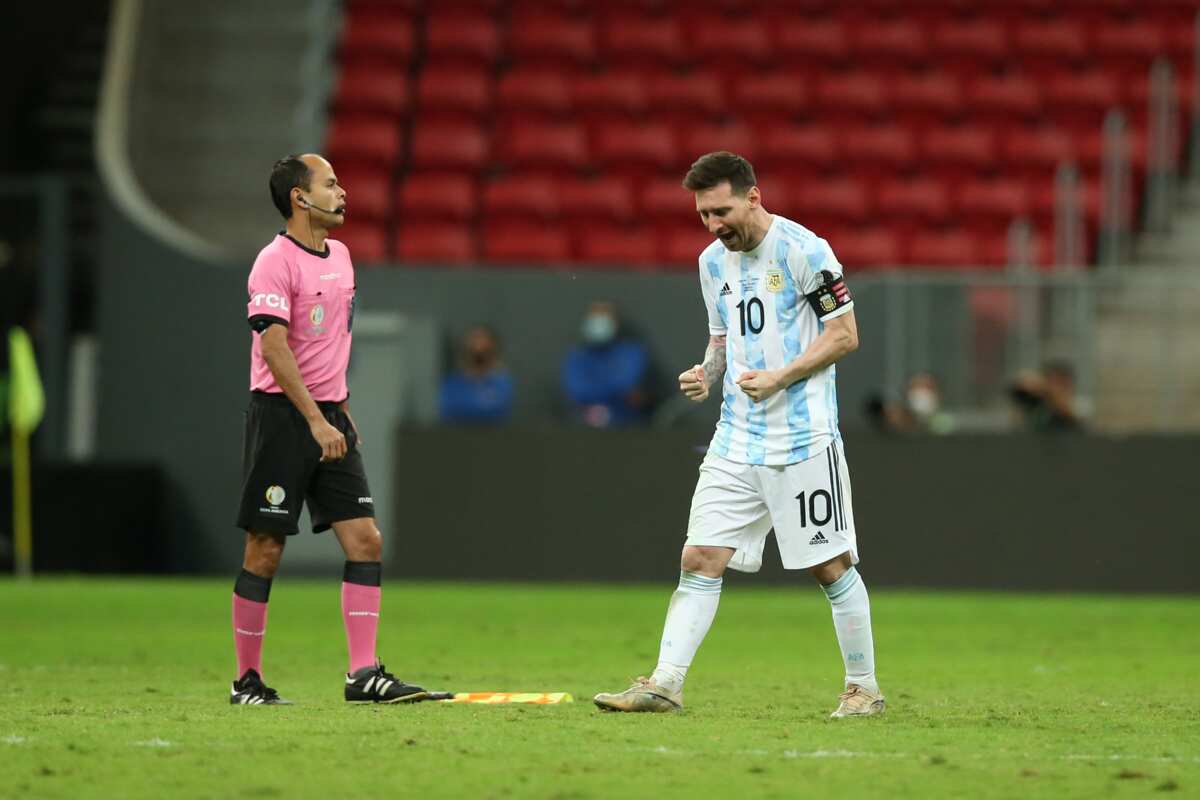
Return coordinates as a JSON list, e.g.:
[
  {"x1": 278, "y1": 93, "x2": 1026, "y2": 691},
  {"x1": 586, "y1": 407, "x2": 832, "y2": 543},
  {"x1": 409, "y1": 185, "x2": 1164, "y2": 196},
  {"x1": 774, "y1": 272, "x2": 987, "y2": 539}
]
[
  {"x1": 244, "y1": 531, "x2": 286, "y2": 576},
  {"x1": 347, "y1": 523, "x2": 382, "y2": 561},
  {"x1": 680, "y1": 547, "x2": 723, "y2": 577}
]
